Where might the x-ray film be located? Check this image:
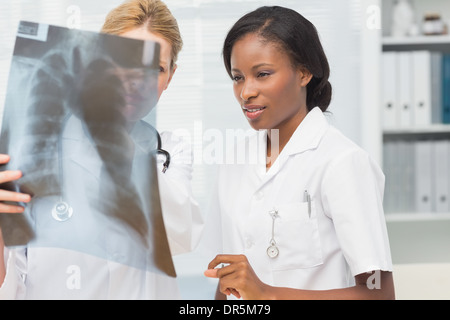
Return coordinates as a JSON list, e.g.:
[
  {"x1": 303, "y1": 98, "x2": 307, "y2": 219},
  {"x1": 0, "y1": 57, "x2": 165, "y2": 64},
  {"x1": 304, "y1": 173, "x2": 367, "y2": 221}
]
[{"x1": 0, "y1": 21, "x2": 176, "y2": 277}]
